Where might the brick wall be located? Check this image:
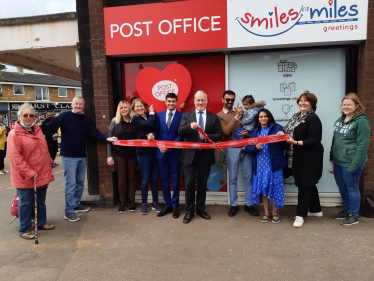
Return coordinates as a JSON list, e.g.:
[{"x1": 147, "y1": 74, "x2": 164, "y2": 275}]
[
  {"x1": 49, "y1": 88, "x2": 77, "y2": 102},
  {"x1": 88, "y1": 0, "x2": 115, "y2": 199},
  {"x1": 357, "y1": 0, "x2": 374, "y2": 194},
  {"x1": 2, "y1": 84, "x2": 34, "y2": 101}
]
